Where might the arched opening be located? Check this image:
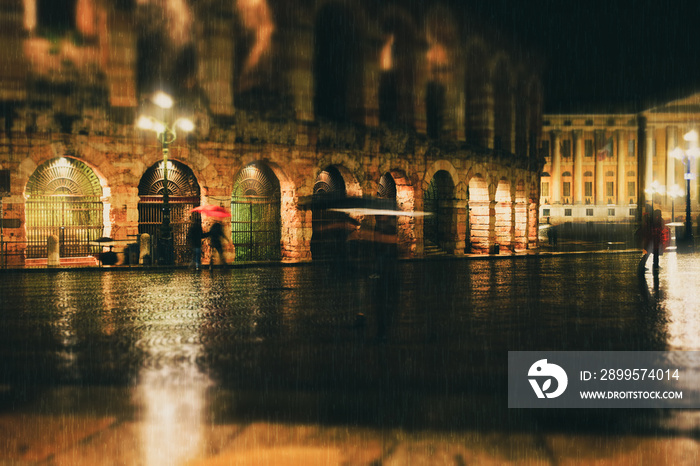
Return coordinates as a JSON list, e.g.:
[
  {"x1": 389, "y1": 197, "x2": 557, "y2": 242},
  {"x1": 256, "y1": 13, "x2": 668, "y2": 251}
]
[
  {"x1": 25, "y1": 156, "x2": 104, "y2": 258},
  {"x1": 376, "y1": 172, "x2": 398, "y2": 253},
  {"x1": 464, "y1": 45, "x2": 489, "y2": 146},
  {"x1": 467, "y1": 176, "x2": 489, "y2": 253},
  {"x1": 233, "y1": 0, "x2": 286, "y2": 114},
  {"x1": 314, "y1": 4, "x2": 362, "y2": 123},
  {"x1": 425, "y1": 5, "x2": 456, "y2": 140},
  {"x1": 138, "y1": 160, "x2": 200, "y2": 264},
  {"x1": 378, "y1": 13, "x2": 416, "y2": 128},
  {"x1": 515, "y1": 78, "x2": 528, "y2": 156},
  {"x1": 136, "y1": 2, "x2": 197, "y2": 100},
  {"x1": 311, "y1": 166, "x2": 348, "y2": 260},
  {"x1": 423, "y1": 170, "x2": 454, "y2": 253},
  {"x1": 514, "y1": 181, "x2": 528, "y2": 251},
  {"x1": 425, "y1": 81, "x2": 445, "y2": 139},
  {"x1": 495, "y1": 179, "x2": 512, "y2": 250},
  {"x1": 231, "y1": 162, "x2": 281, "y2": 261},
  {"x1": 492, "y1": 60, "x2": 513, "y2": 152}
]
